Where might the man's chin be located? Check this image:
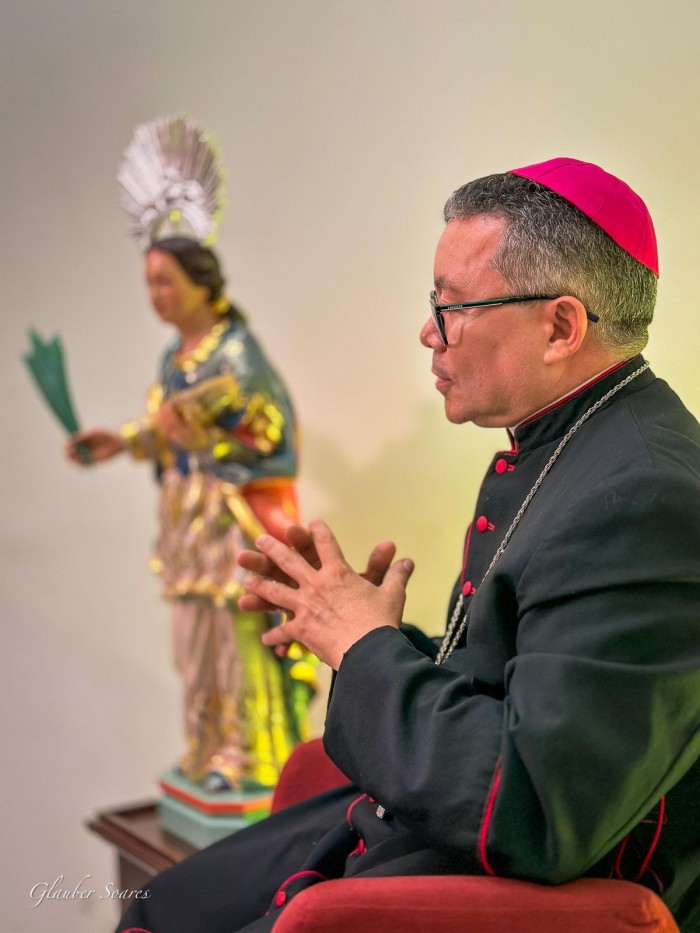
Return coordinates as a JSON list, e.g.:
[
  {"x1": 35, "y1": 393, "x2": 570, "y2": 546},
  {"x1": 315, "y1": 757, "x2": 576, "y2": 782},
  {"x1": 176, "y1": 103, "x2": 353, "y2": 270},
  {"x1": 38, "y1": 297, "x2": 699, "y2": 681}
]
[
  {"x1": 443, "y1": 401, "x2": 508, "y2": 428},
  {"x1": 443, "y1": 401, "x2": 470, "y2": 425}
]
